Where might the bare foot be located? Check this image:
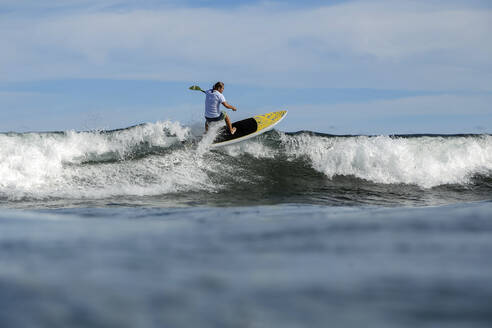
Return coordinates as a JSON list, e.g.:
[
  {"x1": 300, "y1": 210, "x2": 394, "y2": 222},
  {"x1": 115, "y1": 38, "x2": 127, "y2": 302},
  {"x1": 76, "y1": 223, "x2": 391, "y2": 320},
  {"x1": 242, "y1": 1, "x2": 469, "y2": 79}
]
[{"x1": 230, "y1": 127, "x2": 237, "y2": 135}]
